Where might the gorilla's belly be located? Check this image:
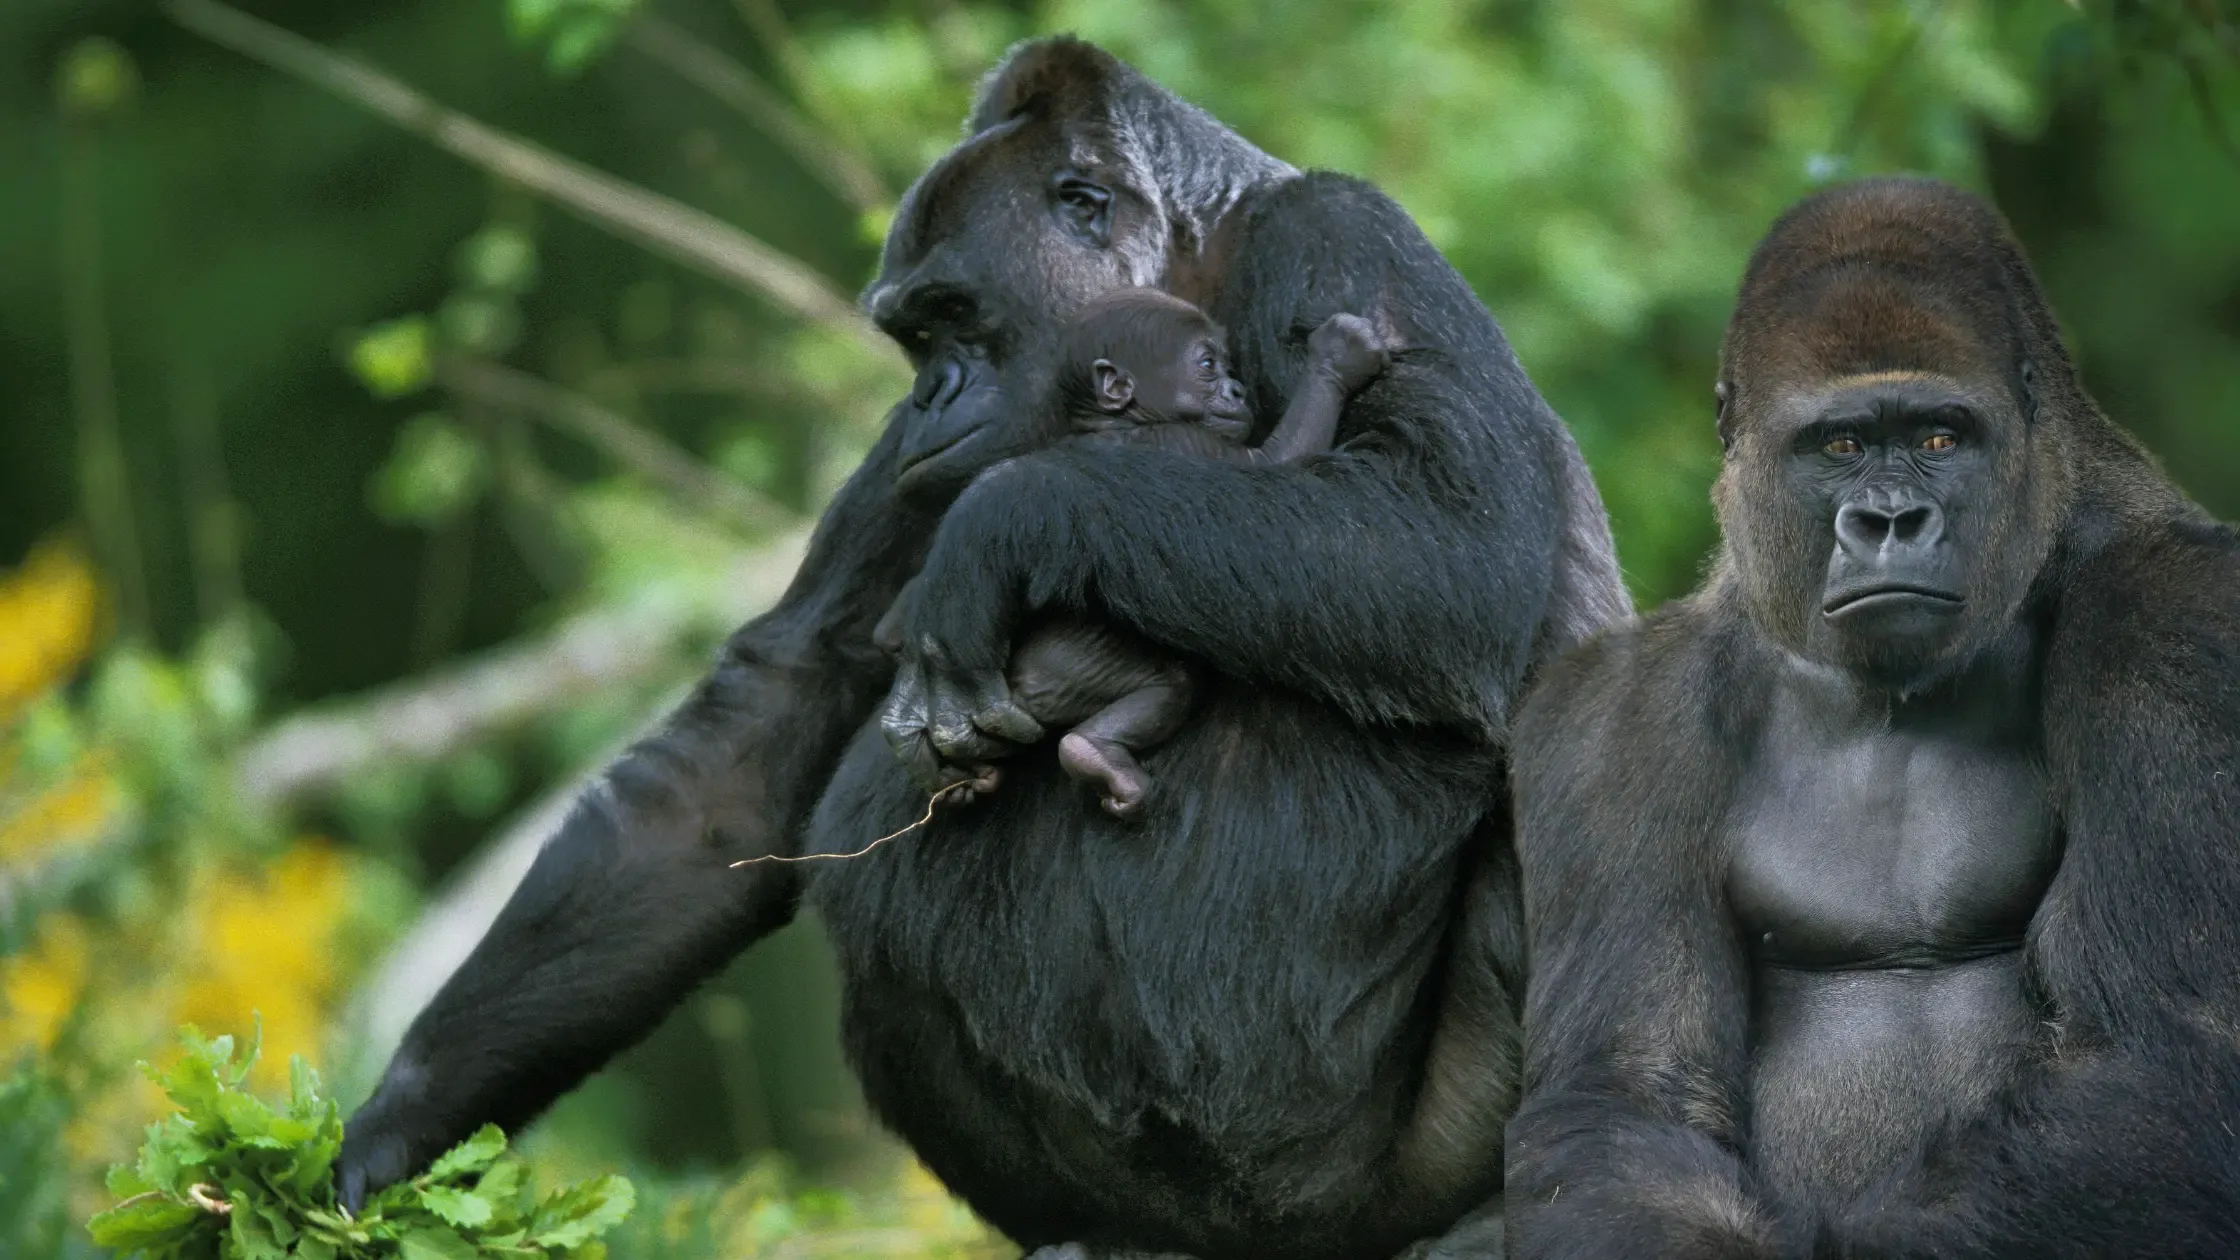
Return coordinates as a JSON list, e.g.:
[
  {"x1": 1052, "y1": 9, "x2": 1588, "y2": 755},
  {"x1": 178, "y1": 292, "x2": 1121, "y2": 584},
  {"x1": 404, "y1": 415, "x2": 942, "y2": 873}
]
[
  {"x1": 1725, "y1": 672, "x2": 2059, "y2": 1210},
  {"x1": 805, "y1": 688, "x2": 1499, "y2": 1255},
  {"x1": 1746, "y1": 958, "x2": 2037, "y2": 1208}
]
